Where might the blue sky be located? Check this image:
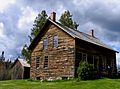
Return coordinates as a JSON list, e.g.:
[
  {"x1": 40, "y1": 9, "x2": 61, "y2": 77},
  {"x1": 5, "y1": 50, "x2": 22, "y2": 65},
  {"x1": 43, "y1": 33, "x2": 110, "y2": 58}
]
[{"x1": 0, "y1": 0, "x2": 120, "y2": 65}]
